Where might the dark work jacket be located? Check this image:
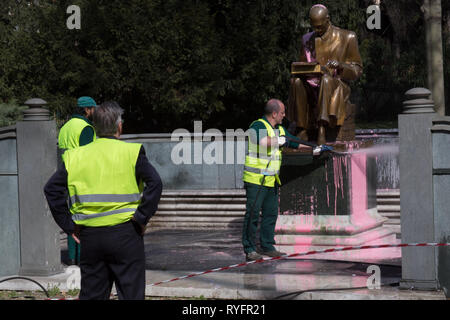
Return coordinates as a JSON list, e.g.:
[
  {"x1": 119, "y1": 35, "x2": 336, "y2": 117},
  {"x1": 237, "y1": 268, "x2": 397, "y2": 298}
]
[
  {"x1": 72, "y1": 114, "x2": 95, "y2": 147},
  {"x1": 44, "y1": 138, "x2": 163, "y2": 234}
]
